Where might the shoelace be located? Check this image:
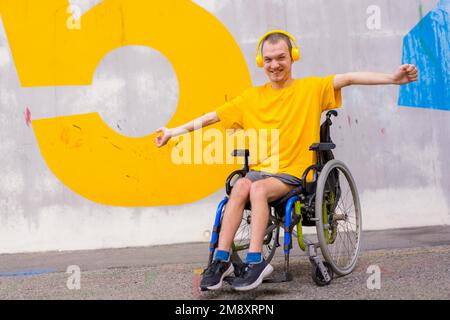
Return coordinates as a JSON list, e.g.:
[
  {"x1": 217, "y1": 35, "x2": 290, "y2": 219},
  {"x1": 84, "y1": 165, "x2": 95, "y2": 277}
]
[
  {"x1": 203, "y1": 260, "x2": 225, "y2": 276},
  {"x1": 240, "y1": 264, "x2": 255, "y2": 278}
]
